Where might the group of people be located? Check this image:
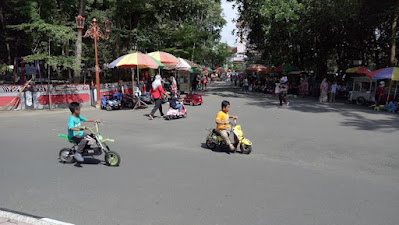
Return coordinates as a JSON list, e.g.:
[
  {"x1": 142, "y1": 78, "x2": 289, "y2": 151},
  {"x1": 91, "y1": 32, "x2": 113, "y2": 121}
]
[
  {"x1": 319, "y1": 79, "x2": 339, "y2": 103},
  {"x1": 148, "y1": 75, "x2": 184, "y2": 120},
  {"x1": 236, "y1": 73, "x2": 350, "y2": 104},
  {"x1": 192, "y1": 74, "x2": 209, "y2": 91}
]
